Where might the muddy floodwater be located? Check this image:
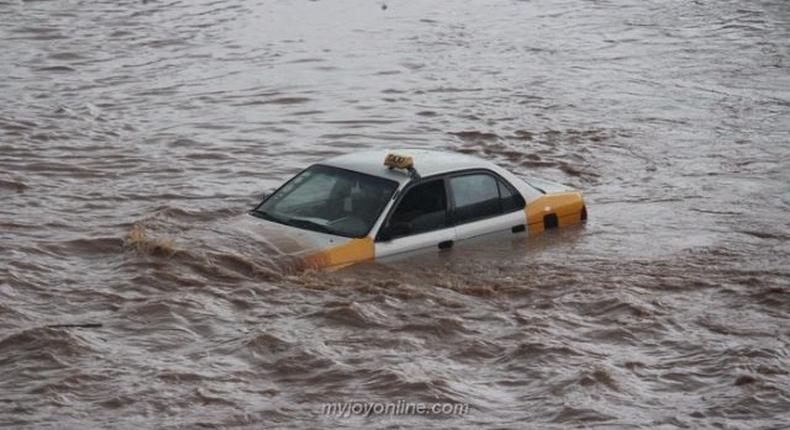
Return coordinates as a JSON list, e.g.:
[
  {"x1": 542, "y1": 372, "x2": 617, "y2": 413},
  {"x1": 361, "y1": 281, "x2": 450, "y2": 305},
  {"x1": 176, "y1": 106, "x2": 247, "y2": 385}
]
[{"x1": 1, "y1": 0, "x2": 789, "y2": 428}]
